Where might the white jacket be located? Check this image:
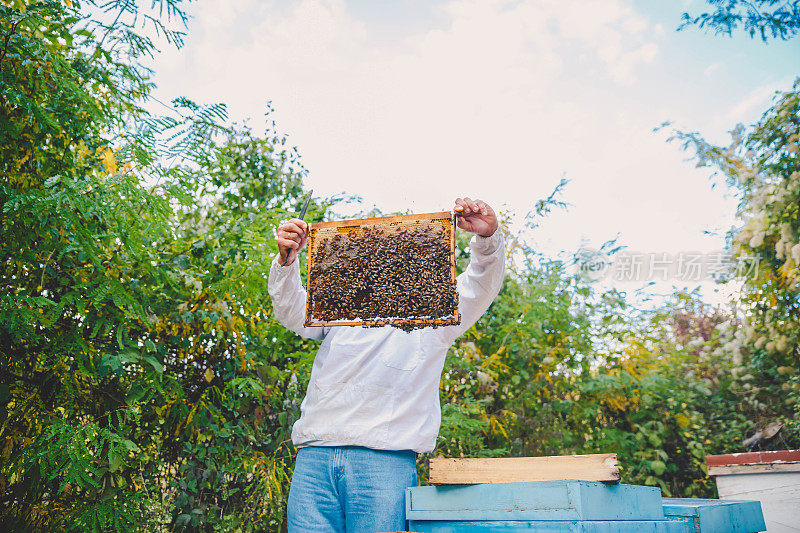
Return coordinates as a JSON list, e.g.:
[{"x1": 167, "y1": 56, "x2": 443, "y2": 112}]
[{"x1": 267, "y1": 231, "x2": 505, "y2": 453}]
